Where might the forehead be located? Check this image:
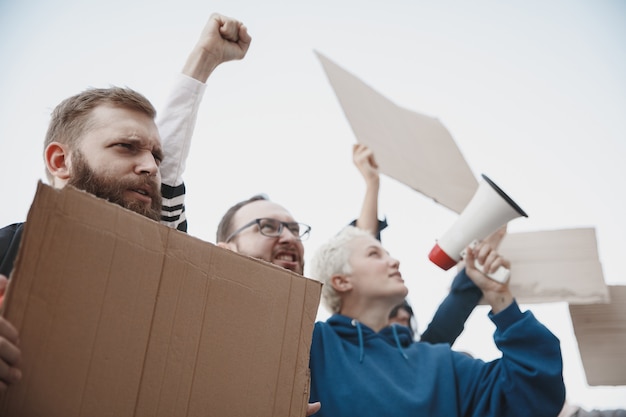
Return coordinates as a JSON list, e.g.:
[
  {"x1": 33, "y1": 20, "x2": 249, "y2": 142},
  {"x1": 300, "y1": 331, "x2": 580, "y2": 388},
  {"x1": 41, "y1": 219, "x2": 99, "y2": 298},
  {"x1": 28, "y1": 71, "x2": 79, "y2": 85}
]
[
  {"x1": 85, "y1": 104, "x2": 161, "y2": 146},
  {"x1": 348, "y1": 235, "x2": 385, "y2": 255},
  {"x1": 233, "y1": 200, "x2": 296, "y2": 226}
]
